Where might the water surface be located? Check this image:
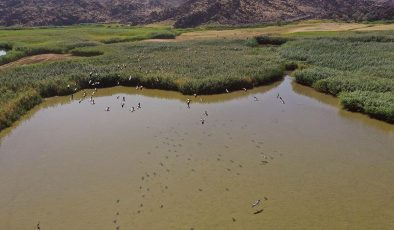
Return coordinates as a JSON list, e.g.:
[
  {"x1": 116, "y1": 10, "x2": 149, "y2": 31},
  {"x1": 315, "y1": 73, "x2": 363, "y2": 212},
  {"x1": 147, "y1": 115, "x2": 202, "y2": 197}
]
[{"x1": 0, "y1": 77, "x2": 393, "y2": 230}]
